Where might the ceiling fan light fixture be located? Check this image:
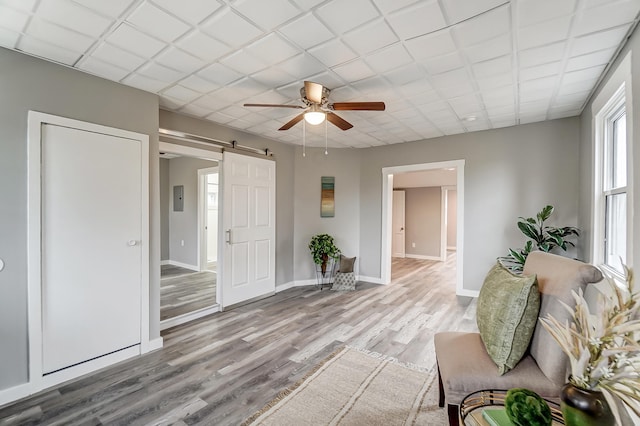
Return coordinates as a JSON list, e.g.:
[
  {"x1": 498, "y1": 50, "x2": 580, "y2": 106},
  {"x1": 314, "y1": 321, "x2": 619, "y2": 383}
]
[{"x1": 304, "y1": 110, "x2": 325, "y2": 125}]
